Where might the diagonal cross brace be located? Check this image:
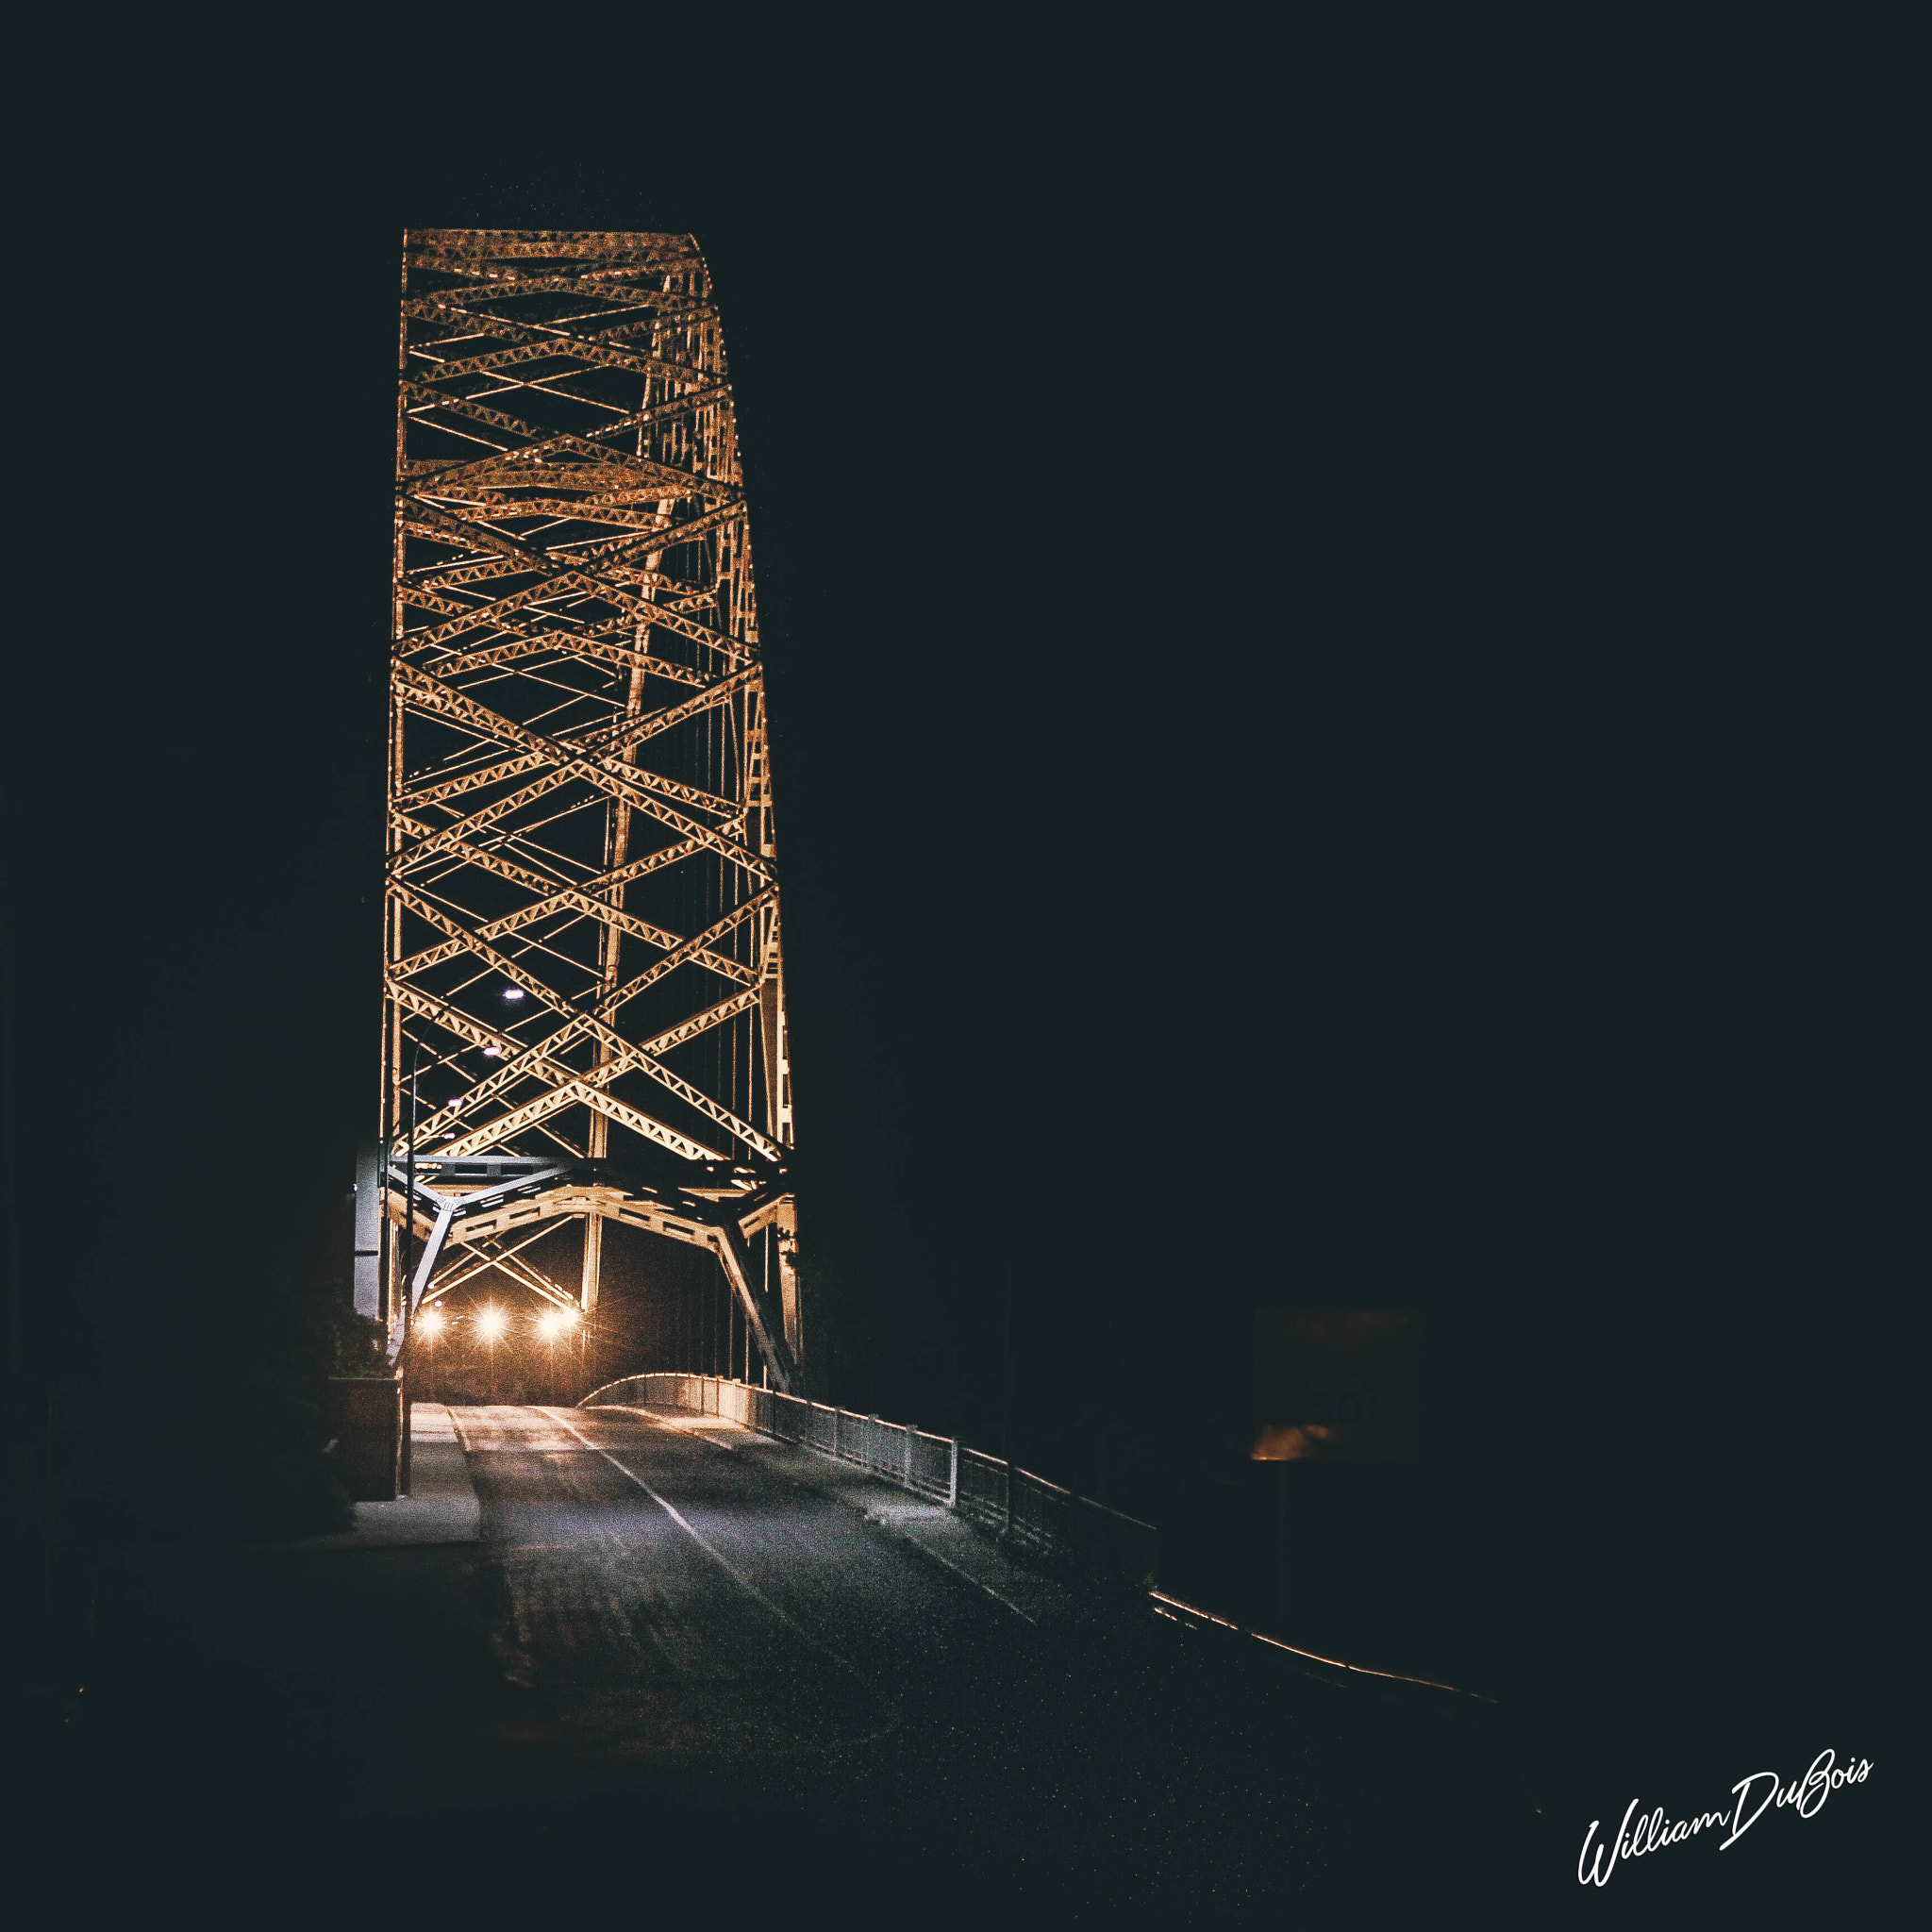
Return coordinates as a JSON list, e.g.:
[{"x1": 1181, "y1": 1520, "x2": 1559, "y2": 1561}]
[{"x1": 386, "y1": 1162, "x2": 573, "y2": 1362}]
